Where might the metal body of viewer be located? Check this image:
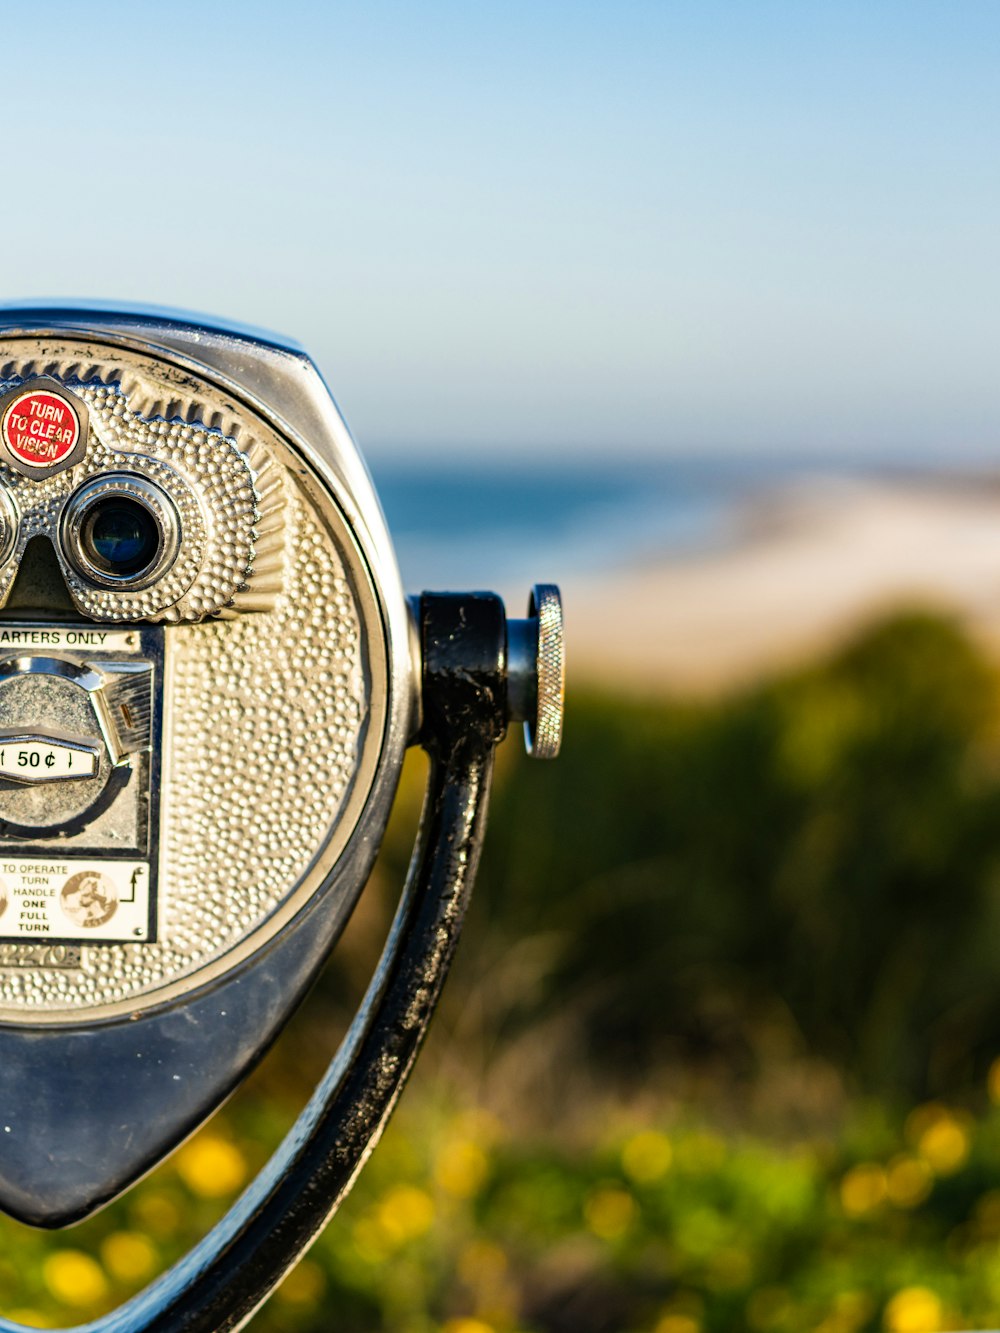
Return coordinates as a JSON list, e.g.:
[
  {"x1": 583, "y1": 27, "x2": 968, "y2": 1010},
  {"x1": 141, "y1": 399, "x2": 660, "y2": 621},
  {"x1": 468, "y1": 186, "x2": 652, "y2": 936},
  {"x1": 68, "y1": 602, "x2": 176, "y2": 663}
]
[{"x1": 0, "y1": 304, "x2": 564, "y2": 1332}]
